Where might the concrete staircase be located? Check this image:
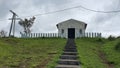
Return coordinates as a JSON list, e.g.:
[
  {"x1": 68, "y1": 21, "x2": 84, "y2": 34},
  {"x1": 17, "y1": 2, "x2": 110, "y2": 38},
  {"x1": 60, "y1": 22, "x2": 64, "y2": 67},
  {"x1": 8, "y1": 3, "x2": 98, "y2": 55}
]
[{"x1": 56, "y1": 39, "x2": 80, "y2": 68}]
